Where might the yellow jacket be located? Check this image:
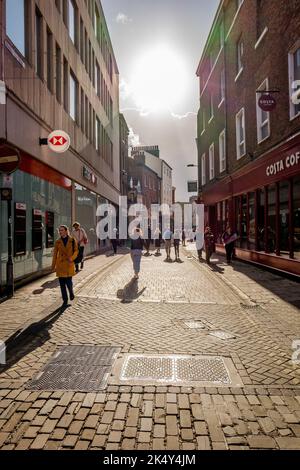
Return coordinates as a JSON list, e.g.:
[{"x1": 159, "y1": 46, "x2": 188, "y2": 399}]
[{"x1": 52, "y1": 237, "x2": 79, "y2": 278}]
